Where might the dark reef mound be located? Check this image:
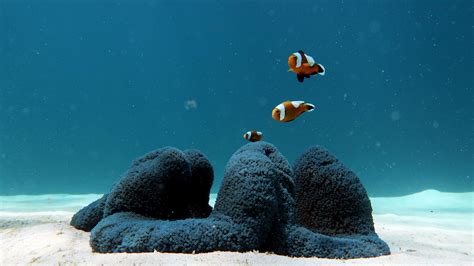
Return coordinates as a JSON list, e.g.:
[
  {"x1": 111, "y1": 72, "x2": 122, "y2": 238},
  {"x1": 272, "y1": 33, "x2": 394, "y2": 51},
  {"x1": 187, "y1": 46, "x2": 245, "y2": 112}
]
[
  {"x1": 90, "y1": 142, "x2": 294, "y2": 253},
  {"x1": 293, "y1": 146, "x2": 375, "y2": 236},
  {"x1": 104, "y1": 147, "x2": 213, "y2": 220},
  {"x1": 70, "y1": 194, "x2": 107, "y2": 231},
  {"x1": 285, "y1": 145, "x2": 390, "y2": 258},
  {"x1": 211, "y1": 142, "x2": 295, "y2": 253},
  {"x1": 184, "y1": 149, "x2": 214, "y2": 217},
  {"x1": 70, "y1": 147, "x2": 213, "y2": 231},
  {"x1": 71, "y1": 142, "x2": 390, "y2": 258}
]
